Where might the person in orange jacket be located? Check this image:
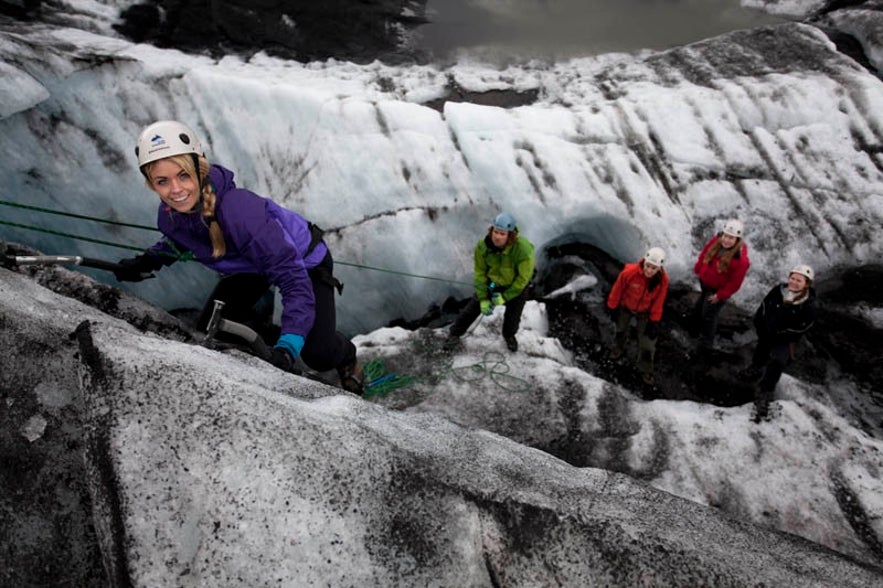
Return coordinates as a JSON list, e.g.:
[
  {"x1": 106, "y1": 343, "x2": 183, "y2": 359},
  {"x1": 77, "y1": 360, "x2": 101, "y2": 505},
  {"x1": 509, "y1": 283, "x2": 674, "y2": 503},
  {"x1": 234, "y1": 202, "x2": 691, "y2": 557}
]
[
  {"x1": 606, "y1": 247, "x2": 670, "y2": 384},
  {"x1": 691, "y1": 218, "x2": 750, "y2": 352}
]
